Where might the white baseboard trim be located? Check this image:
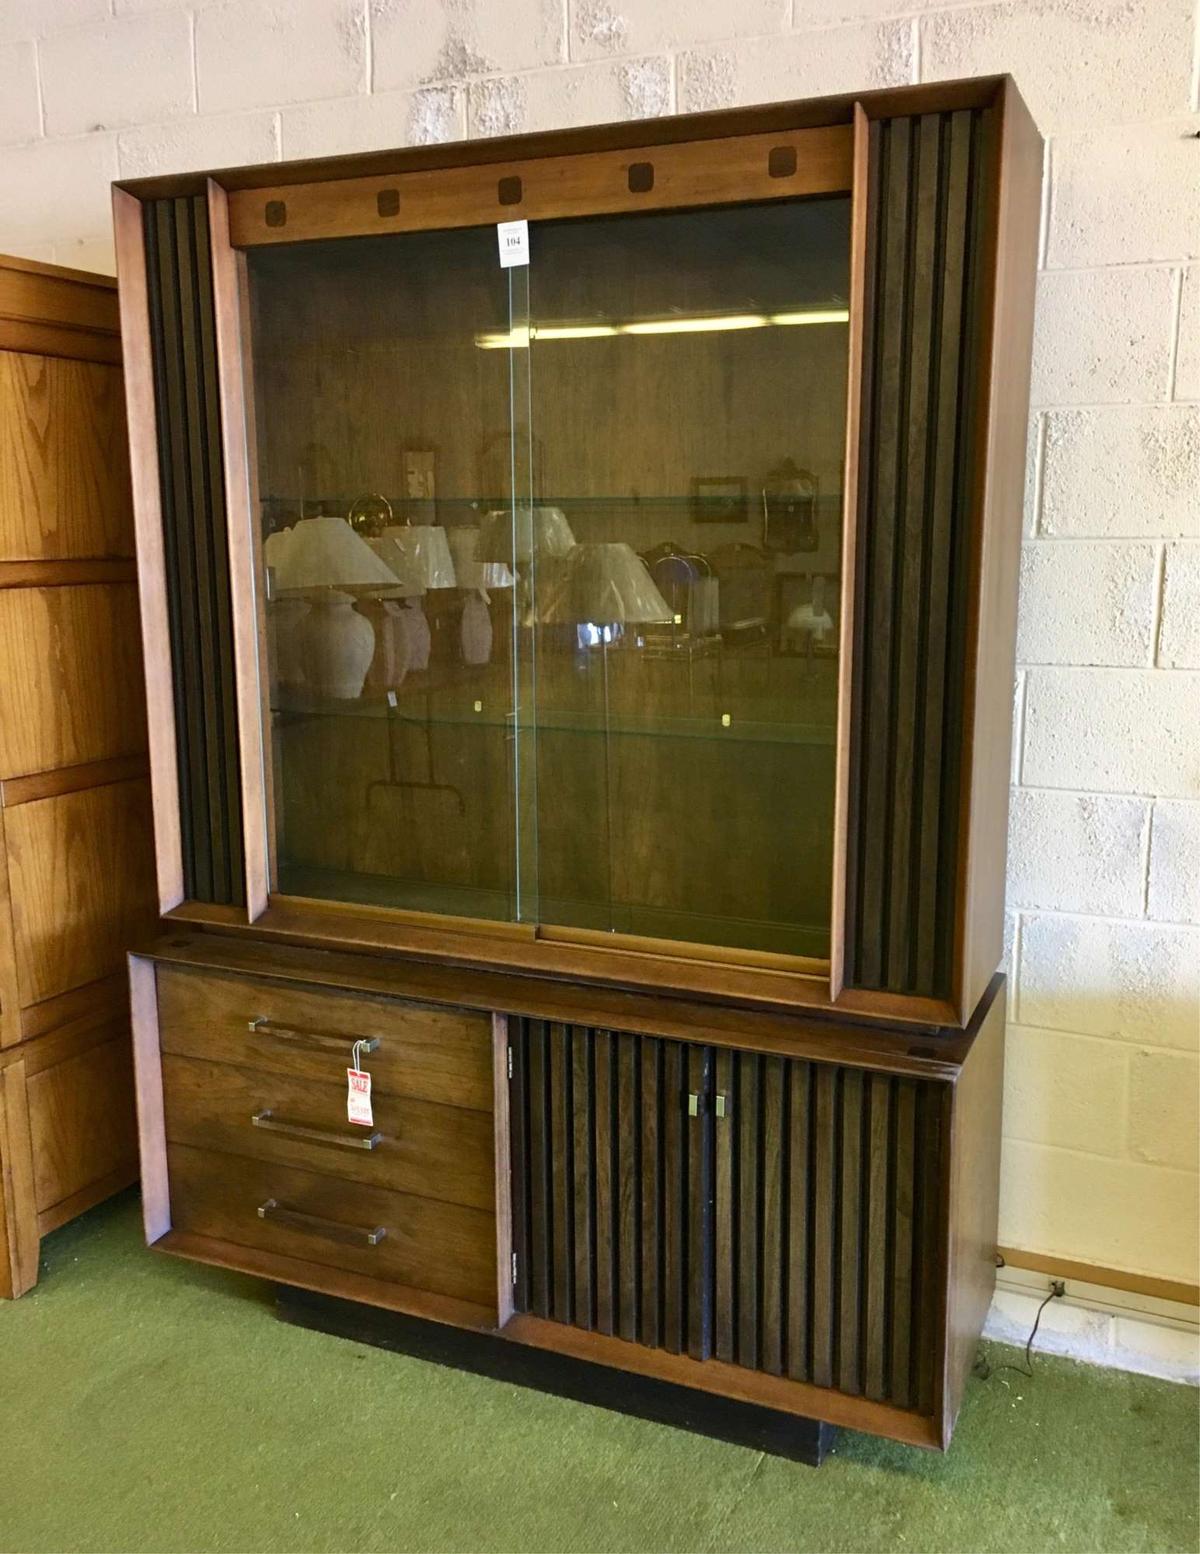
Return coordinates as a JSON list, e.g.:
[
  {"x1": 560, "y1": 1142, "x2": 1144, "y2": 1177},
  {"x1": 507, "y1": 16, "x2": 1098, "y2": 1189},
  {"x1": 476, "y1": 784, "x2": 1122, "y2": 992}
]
[{"x1": 984, "y1": 1264, "x2": 1199, "y2": 1385}]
